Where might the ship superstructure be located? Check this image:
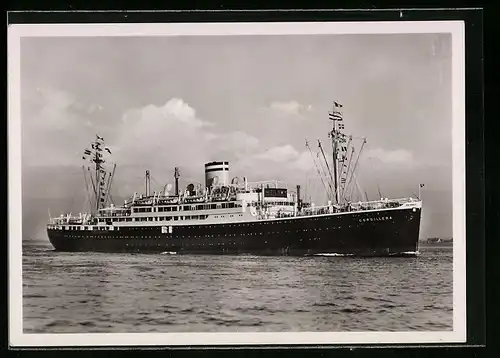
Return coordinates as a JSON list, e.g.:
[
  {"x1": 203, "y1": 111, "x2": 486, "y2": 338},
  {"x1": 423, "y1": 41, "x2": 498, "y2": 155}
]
[{"x1": 47, "y1": 101, "x2": 422, "y2": 256}]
